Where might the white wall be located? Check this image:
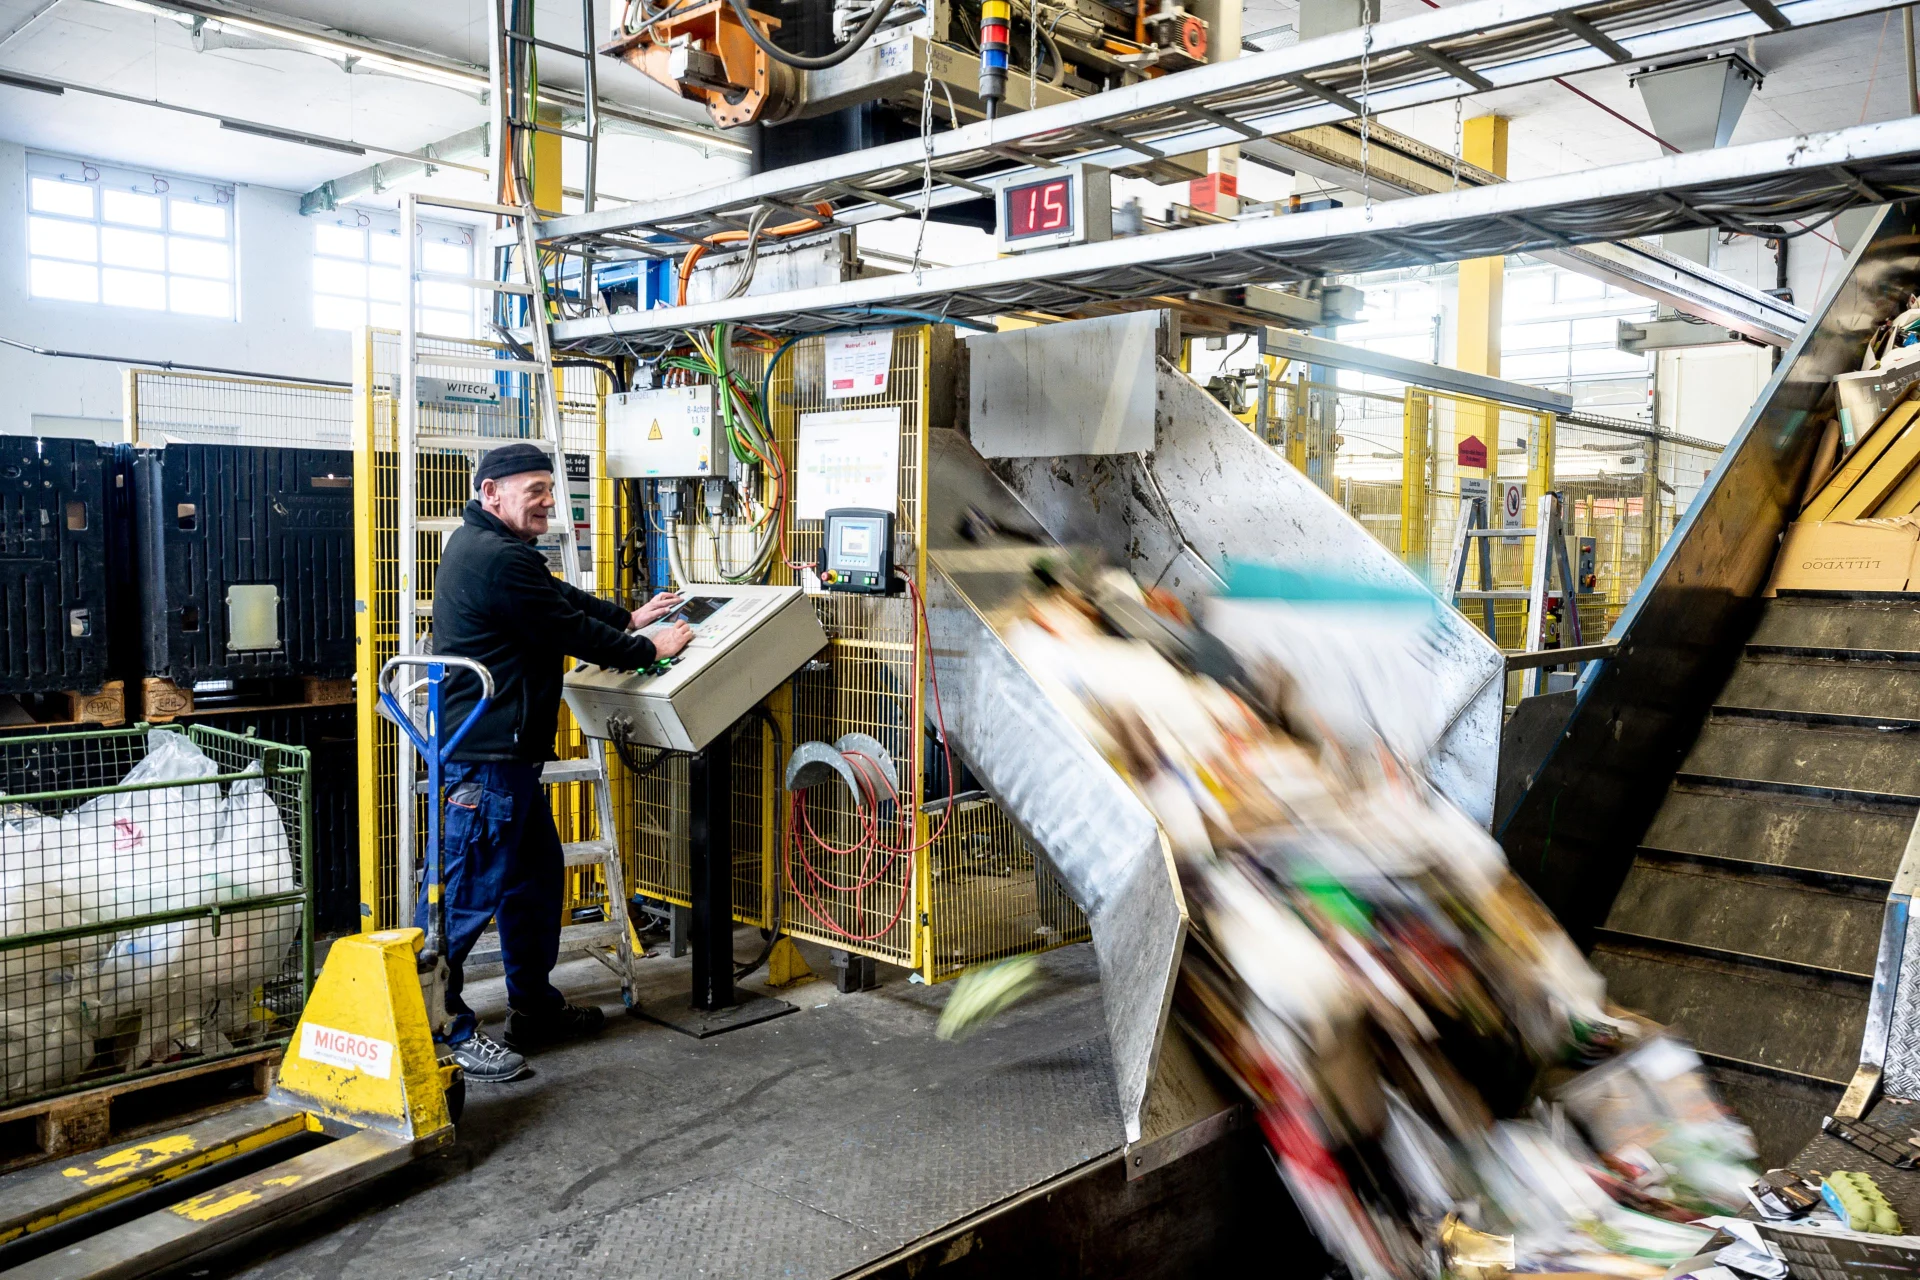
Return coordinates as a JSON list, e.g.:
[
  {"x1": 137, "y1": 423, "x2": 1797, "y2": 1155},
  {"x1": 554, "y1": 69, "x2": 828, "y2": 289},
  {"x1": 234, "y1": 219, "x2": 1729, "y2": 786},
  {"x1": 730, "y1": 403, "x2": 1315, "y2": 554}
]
[{"x1": 0, "y1": 140, "x2": 350, "y2": 438}]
